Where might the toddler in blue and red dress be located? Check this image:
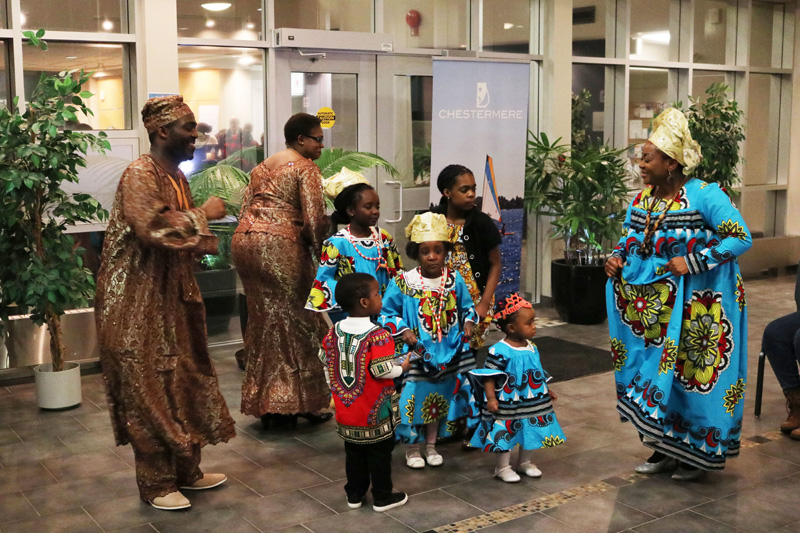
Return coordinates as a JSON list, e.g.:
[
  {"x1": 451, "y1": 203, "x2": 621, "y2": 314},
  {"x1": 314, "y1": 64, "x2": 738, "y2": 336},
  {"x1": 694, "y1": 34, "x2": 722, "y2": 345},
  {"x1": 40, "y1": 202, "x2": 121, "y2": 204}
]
[
  {"x1": 321, "y1": 272, "x2": 410, "y2": 512},
  {"x1": 469, "y1": 293, "x2": 566, "y2": 482}
]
